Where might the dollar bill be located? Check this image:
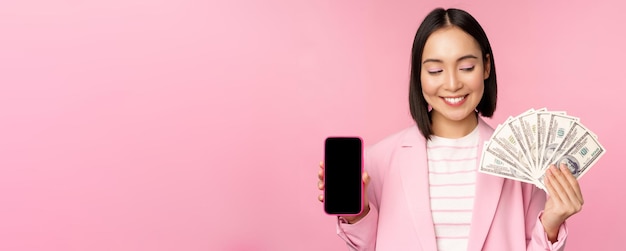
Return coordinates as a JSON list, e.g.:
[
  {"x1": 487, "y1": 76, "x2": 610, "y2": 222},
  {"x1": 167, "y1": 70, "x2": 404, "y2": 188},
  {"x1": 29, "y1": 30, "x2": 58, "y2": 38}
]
[
  {"x1": 479, "y1": 142, "x2": 539, "y2": 187},
  {"x1": 480, "y1": 109, "x2": 604, "y2": 190},
  {"x1": 537, "y1": 130, "x2": 606, "y2": 189},
  {"x1": 483, "y1": 136, "x2": 533, "y2": 178},
  {"x1": 536, "y1": 112, "x2": 551, "y2": 175},
  {"x1": 538, "y1": 113, "x2": 579, "y2": 176},
  {"x1": 542, "y1": 121, "x2": 590, "y2": 175},
  {"x1": 518, "y1": 108, "x2": 545, "y2": 172},
  {"x1": 491, "y1": 116, "x2": 534, "y2": 174},
  {"x1": 510, "y1": 117, "x2": 536, "y2": 171}
]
